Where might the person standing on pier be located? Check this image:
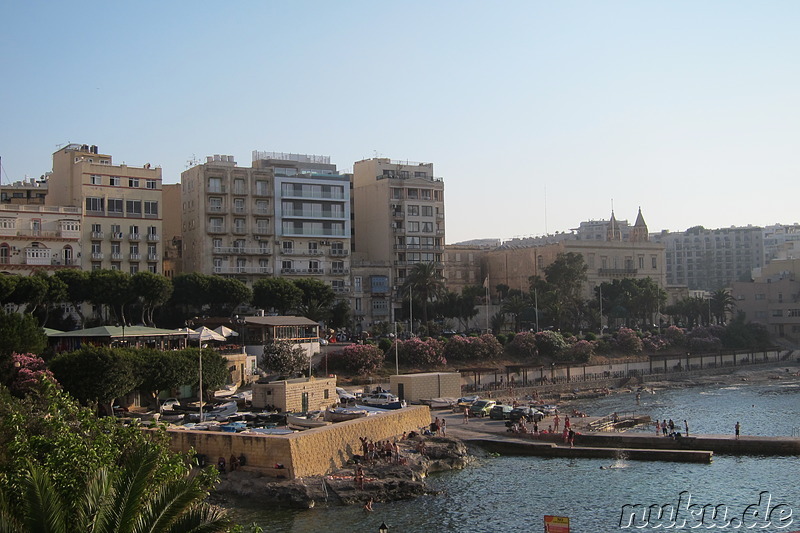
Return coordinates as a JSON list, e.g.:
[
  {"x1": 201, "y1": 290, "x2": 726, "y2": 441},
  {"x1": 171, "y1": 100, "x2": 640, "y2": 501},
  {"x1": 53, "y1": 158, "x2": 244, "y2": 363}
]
[
  {"x1": 553, "y1": 413, "x2": 560, "y2": 431},
  {"x1": 684, "y1": 420, "x2": 689, "y2": 436},
  {"x1": 735, "y1": 421, "x2": 740, "y2": 439}
]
